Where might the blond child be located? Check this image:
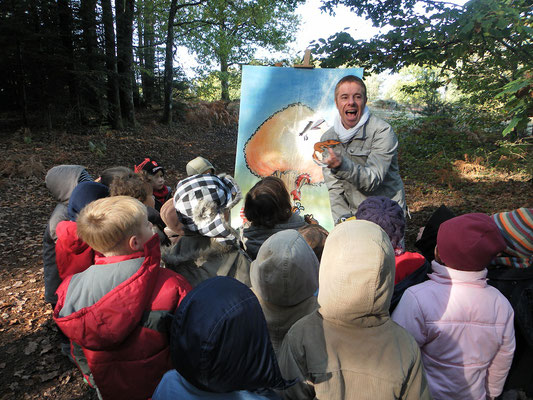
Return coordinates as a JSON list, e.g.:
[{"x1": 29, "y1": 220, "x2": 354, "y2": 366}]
[{"x1": 54, "y1": 196, "x2": 191, "y2": 400}]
